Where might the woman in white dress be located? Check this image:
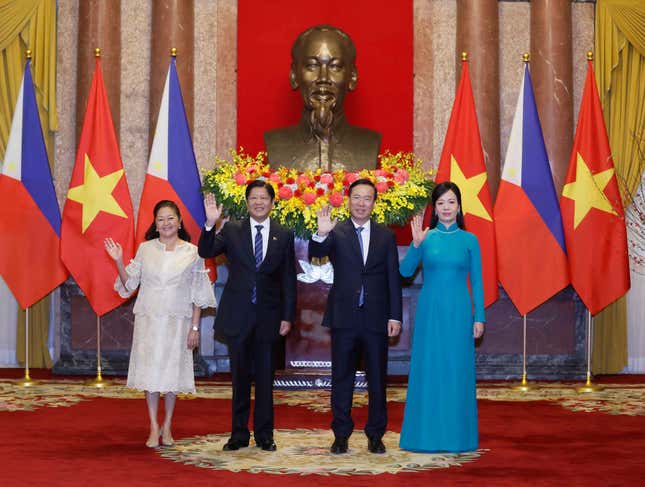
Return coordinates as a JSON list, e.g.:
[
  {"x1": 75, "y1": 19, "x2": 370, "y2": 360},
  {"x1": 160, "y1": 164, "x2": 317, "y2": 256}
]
[{"x1": 104, "y1": 200, "x2": 216, "y2": 448}]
